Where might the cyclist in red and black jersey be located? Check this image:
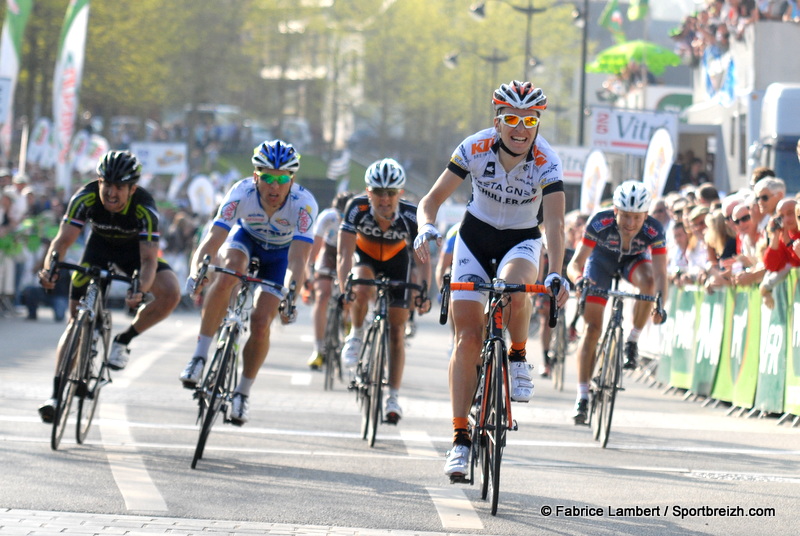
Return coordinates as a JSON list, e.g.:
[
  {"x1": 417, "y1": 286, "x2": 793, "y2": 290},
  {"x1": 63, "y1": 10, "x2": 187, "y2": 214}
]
[
  {"x1": 337, "y1": 158, "x2": 431, "y2": 424},
  {"x1": 36, "y1": 151, "x2": 181, "y2": 423}
]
